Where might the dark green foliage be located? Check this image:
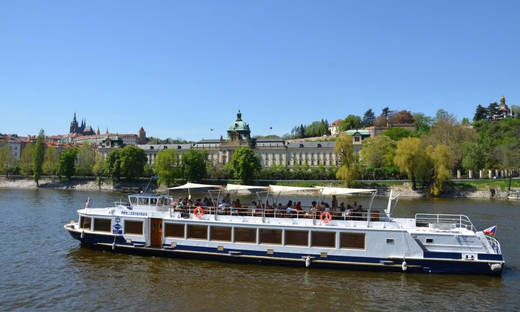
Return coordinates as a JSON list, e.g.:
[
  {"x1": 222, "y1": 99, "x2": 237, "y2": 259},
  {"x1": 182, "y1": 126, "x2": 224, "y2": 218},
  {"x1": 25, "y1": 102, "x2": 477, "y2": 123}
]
[
  {"x1": 381, "y1": 127, "x2": 414, "y2": 141},
  {"x1": 181, "y1": 149, "x2": 208, "y2": 182},
  {"x1": 231, "y1": 146, "x2": 262, "y2": 184},
  {"x1": 57, "y1": 148, "x2": 78, "y2": 179}
]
